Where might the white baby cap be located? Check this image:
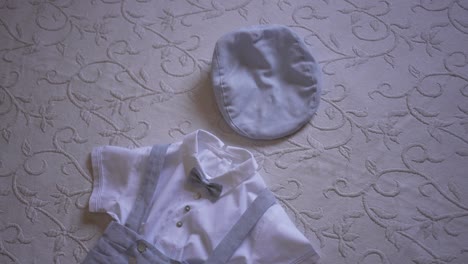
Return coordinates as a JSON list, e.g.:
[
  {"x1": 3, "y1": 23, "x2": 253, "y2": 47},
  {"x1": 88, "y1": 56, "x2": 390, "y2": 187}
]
[{"x1": 211, "y1": 25, "x2": 321, "y2": 140}]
